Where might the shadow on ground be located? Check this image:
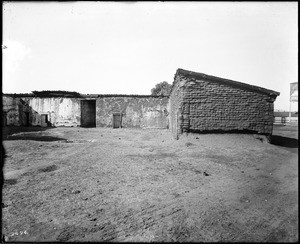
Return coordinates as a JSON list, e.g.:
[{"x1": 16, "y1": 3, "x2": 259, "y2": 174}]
[
  {"x1": 188, "y1": 129, "x2": 259, "y2": 134},
  {"x1": 270, "y1": 135, "x2": 298, "y2": 148},
  {"x1": 2, "y1": 126, "x2": 66, "y2": 142},
  {"x1": 2, "y1": 126, "x2": 55, "y2": 139},
  {"x1": 5, "y1": 135, "x2": 66, "y2": 142}
]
